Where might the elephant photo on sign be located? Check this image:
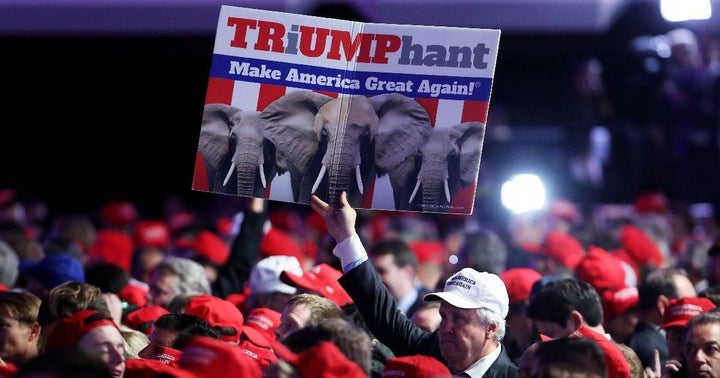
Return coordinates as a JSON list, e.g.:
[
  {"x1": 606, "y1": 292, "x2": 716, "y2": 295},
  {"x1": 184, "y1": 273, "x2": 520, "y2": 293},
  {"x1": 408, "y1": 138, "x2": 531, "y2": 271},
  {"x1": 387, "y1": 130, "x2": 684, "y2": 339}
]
[
  {"x1": 381, "y1": 120, "x2": 486, "y2": 212},
  {"x1": 259, "y1": 91, "x2": 433, "y2": 208},
  {"x1": 197, "y1": 103, "x2": 277, "y2": 198}
]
